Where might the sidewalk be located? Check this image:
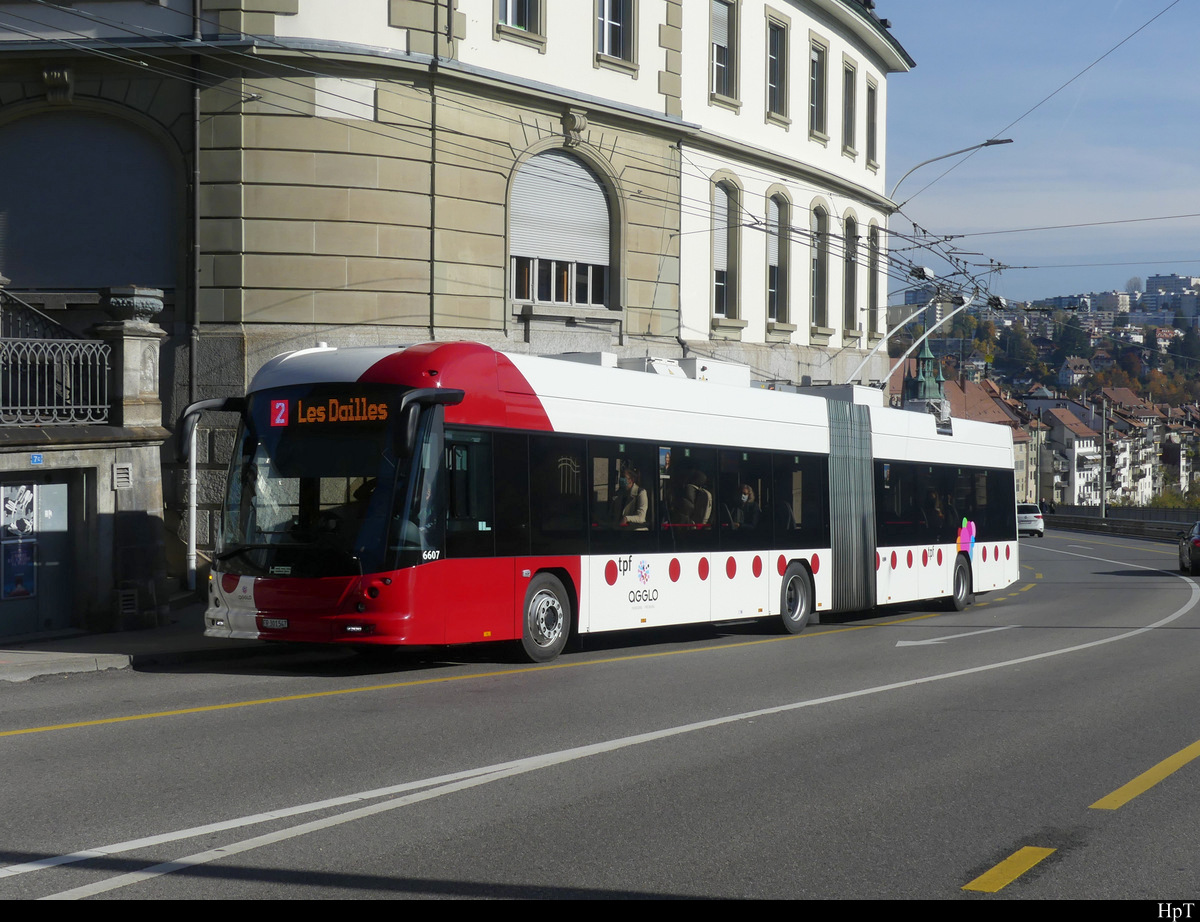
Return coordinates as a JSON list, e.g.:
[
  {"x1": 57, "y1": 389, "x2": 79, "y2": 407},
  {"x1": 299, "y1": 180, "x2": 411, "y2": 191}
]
[{"x1": 0, "y1": 601, "x2": 266, "y2": 682}]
